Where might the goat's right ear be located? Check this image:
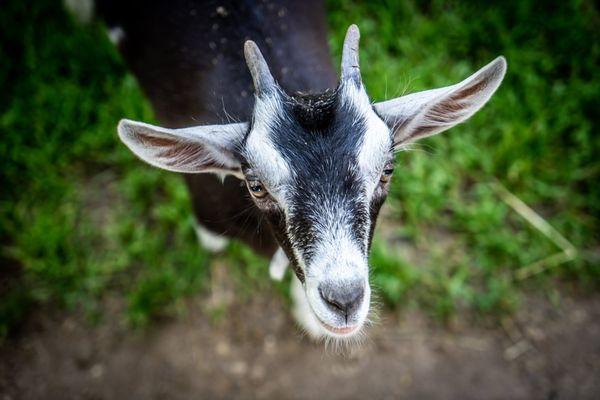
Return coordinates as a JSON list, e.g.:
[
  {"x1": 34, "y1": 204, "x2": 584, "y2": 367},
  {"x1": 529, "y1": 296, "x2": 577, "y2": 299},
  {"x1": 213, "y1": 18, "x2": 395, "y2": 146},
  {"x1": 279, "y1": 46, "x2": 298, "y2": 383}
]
[{"x1": 118, "y1": 119, "x2": 248, "y2": 176}]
